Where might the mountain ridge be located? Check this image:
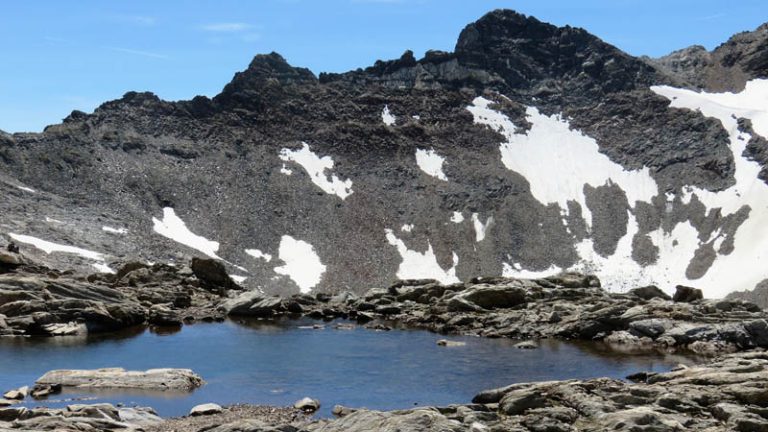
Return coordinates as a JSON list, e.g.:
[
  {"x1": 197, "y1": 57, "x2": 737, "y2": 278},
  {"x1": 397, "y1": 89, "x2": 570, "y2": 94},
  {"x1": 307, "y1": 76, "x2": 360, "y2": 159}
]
[{"x1": 1, "y1": 9, "x2": 767, "y2": 299}]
